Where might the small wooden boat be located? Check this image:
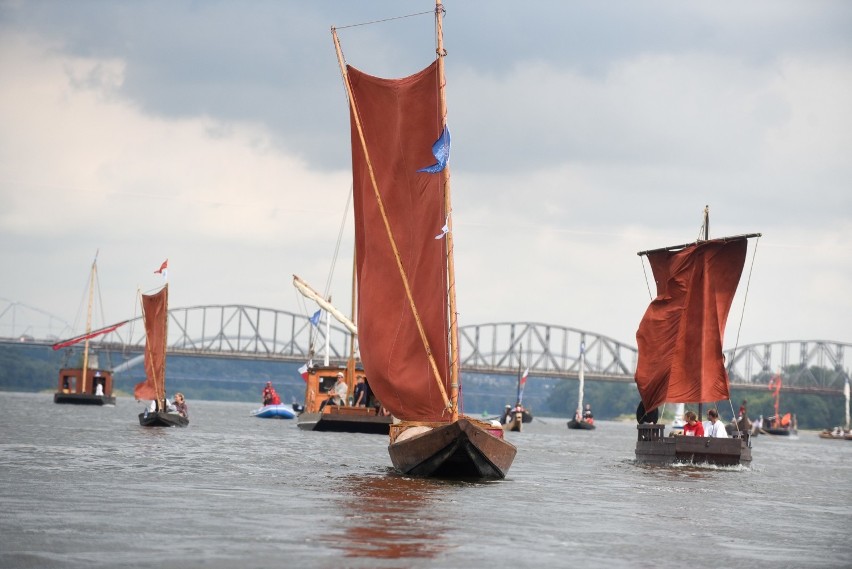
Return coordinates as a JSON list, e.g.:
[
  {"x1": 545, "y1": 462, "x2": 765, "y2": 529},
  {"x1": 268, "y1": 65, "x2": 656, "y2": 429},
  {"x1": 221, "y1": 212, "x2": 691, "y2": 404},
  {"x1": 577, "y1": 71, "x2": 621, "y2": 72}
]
[
  {"x1": 291, "y1": 275, "x2": 393, "y2": 434},
  {"x1": 820, "y1": 381, "x2": 850, "y2": 439},
  {"x1": 251, "y1": 404, "x2": 297, "y2": 419},
  {"x1": 632, "y1": 208, "x2": 759, "y2": 466},
  {"x1": 139, "y1": 407, "x2": 189, "y2": 427},
  {"x1": 502, "y1": 354, "x2": 532, "y2": 432},
  {"x1": 331, "y1": 3, "x2": 516, "y2": 479},
  {"x1": 52, "y1": 252, "x2": 126, "y2": 406},
  {"x1": 567, "y1": 418, "x2": 595, "y2": 430},
  {"x1": 567, "y1": 341, "x2": 595, "y2": 431},
  {"x1": 389, "y1": 418, "x2": 514, "y2": 479},
  {"x1": 761, "y1": 374, "x2": 797, "y2": 436},
  {"x1": 134, "y1": 284, "x2": 188, "y2": 428},
  {"x1": 296, "y1": 365, "x2": 392, "y2": 433}
]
